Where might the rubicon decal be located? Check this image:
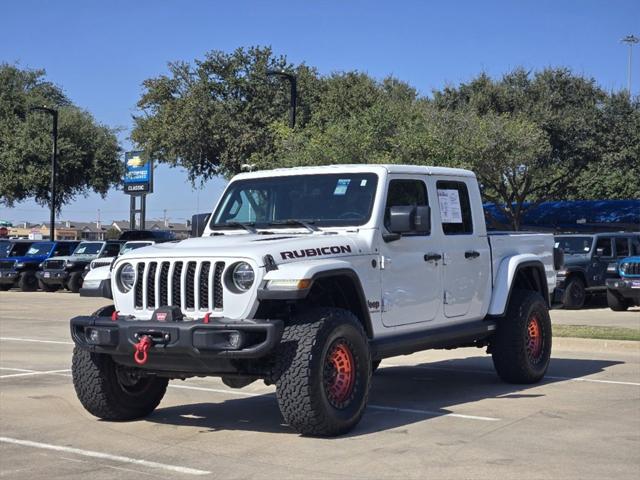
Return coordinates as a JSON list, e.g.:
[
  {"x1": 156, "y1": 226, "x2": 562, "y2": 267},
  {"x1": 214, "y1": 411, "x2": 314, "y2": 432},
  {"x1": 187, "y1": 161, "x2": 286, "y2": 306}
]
[{"x1": 280, "y1": 245, "x2": 352, "y2": 260}]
